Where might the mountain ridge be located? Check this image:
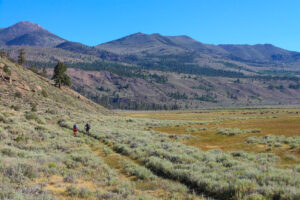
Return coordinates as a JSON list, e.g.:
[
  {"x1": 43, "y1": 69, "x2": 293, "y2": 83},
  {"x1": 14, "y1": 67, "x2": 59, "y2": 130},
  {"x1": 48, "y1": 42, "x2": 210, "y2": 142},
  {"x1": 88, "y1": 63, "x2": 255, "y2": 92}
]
[{"x1": 2, "y1": 21, "x2": 300, "y2": 66}]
